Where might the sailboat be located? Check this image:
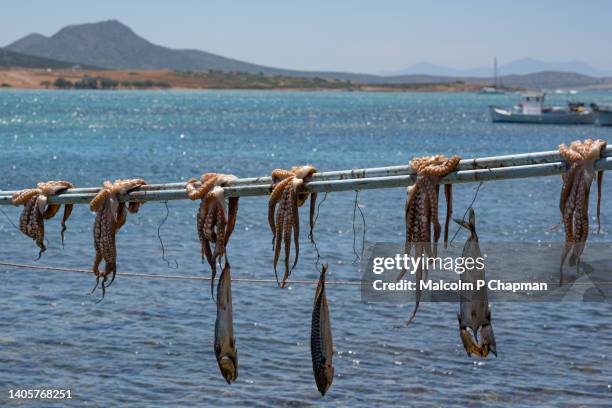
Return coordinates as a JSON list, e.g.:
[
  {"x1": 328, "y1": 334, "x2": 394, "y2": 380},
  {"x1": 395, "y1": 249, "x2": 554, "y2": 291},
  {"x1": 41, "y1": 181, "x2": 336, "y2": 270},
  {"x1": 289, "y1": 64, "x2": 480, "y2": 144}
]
[{"x1": 479, "y1": 57, "x2": 505, "y2": 94}]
